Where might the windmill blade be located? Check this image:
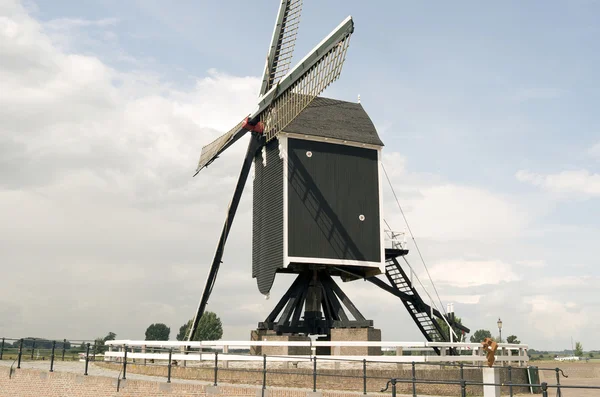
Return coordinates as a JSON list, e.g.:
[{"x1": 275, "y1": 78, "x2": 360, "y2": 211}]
[
  {"x1": 259, "y1": 0, "x2": 303, "y2": 96},
  {"x1": 195, "y1": 118, "x2": 247, "y2": 175},
  {"x1": 255, "y1": 16, "x2": 354, "y2": 142},
  {"x1": 196, "y1": 16, "x2": 353, "y2": 174},
  {"x1": 188, "y1": 132, "x2": 263, "y2": 341}
]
